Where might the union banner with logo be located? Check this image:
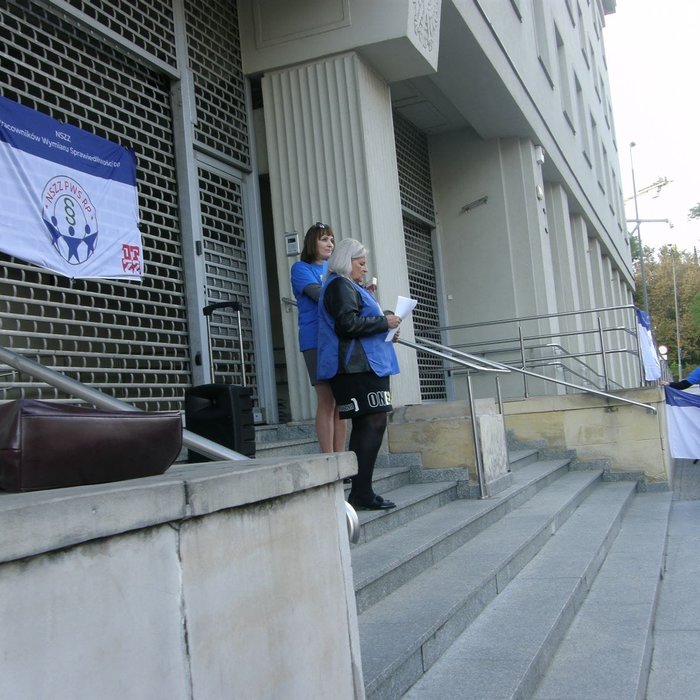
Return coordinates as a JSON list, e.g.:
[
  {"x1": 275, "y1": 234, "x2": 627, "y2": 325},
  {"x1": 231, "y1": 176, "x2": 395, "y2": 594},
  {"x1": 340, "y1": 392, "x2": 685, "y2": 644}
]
[{"x1": 0, "y1": 95, "x2": 142, "y2": 280}]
